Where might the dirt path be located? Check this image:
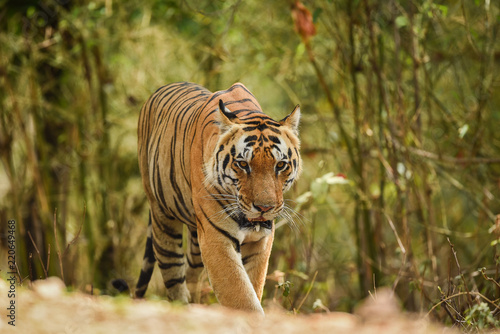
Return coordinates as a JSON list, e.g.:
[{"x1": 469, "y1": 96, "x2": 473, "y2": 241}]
[{"x1": 0, "y1": 277, "x2": 454, "y2": 334}]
